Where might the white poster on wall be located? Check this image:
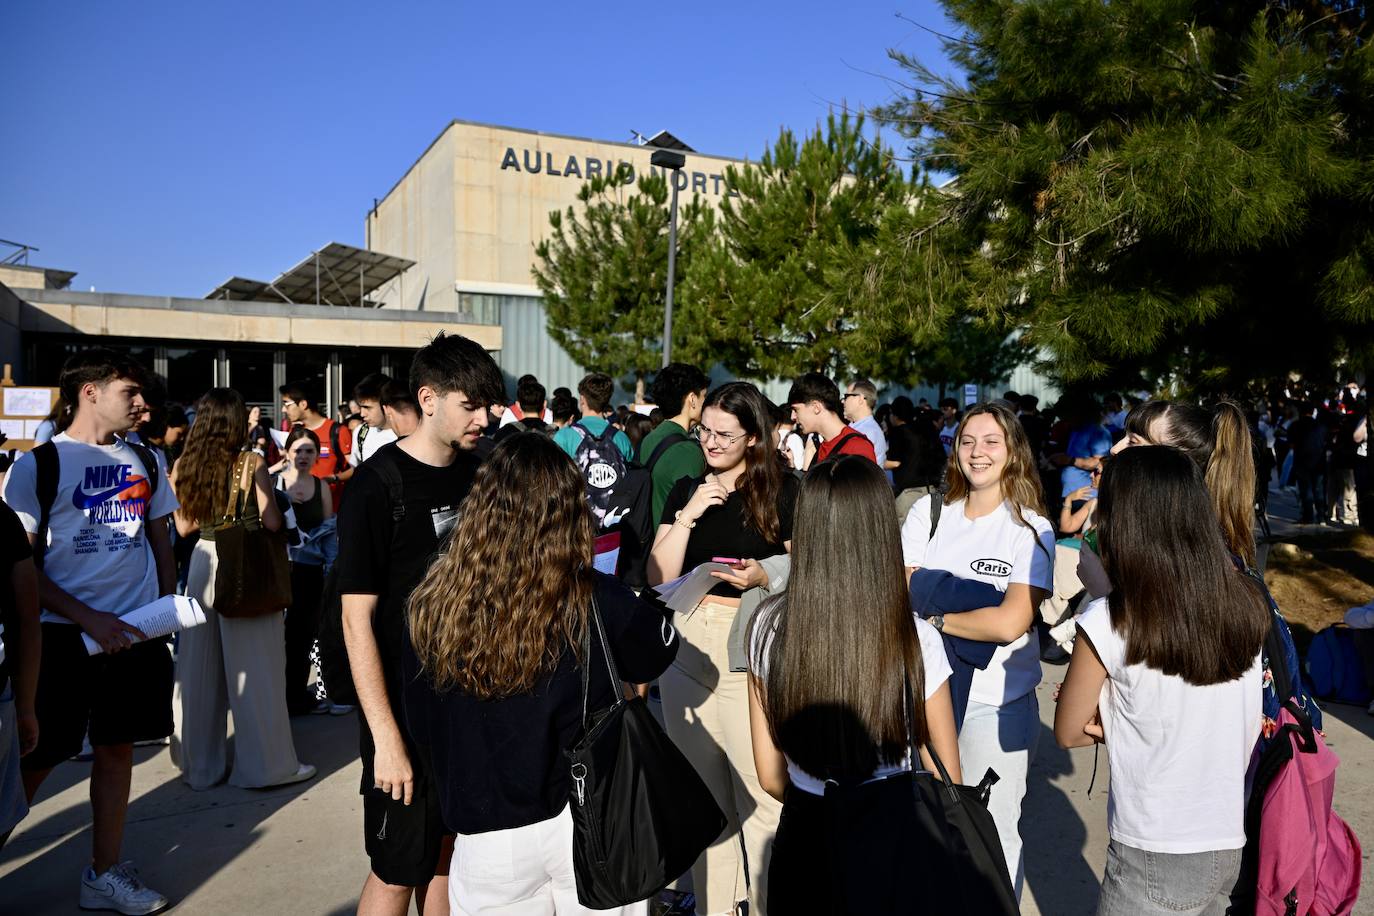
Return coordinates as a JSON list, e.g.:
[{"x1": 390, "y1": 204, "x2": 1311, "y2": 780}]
[{"x1": 3, "y1": 388, "x2": 52, "y2": 417}]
